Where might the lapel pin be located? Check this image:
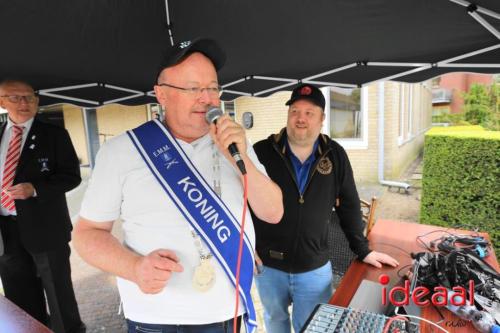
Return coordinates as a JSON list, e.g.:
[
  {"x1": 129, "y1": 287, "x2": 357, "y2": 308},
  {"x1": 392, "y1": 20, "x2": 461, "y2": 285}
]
[{"x1": 29, "y1": 144, "x2": 35, "y2": 149}]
